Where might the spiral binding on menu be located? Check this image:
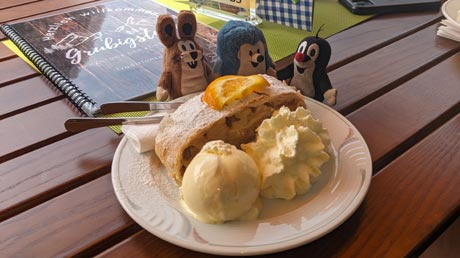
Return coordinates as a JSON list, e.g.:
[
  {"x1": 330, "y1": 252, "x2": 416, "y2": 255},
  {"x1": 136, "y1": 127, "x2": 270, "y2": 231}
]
[{"x1": 0, "y1": 24, "x2": 96, "y2": 115}]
